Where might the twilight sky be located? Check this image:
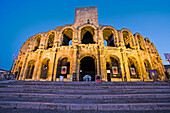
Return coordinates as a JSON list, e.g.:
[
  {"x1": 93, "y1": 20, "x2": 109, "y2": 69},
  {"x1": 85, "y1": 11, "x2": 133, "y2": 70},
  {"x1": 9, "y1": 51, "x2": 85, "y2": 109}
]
[{"x1": 0, "y1": 0, "x2": 170, "y2": 70}]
